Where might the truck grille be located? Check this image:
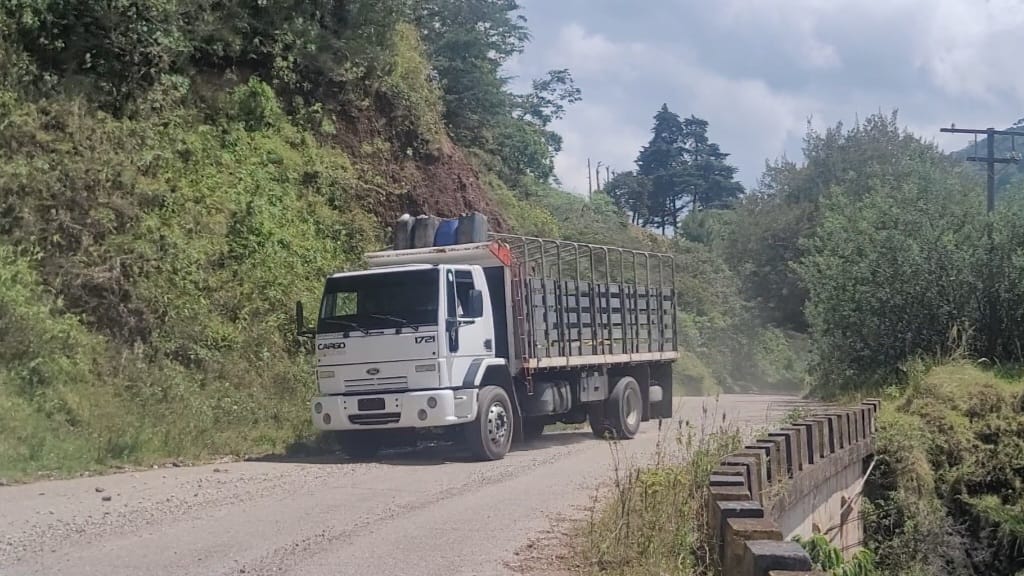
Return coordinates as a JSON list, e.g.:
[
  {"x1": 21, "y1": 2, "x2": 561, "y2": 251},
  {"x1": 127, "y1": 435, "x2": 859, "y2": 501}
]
[
  {"x1": 343, "y1": 376, "x2": 409, "y2": 393},
  {"x1": 349, "y1": 413, "x2": 402, "y2": 426}
]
